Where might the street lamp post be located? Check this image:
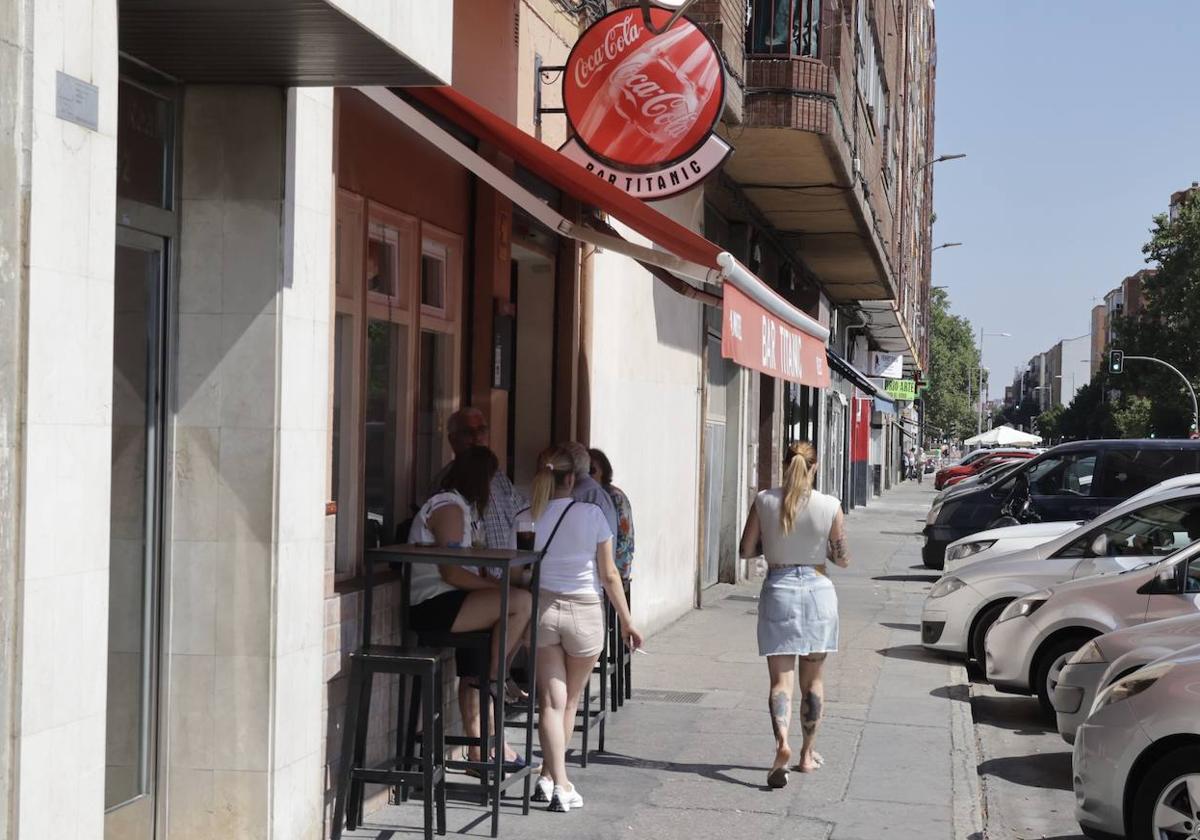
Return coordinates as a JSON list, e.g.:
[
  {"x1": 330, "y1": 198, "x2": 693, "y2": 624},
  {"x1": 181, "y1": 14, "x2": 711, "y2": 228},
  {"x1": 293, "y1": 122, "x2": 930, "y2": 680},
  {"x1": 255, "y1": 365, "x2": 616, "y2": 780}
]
[
  {"x1": 932, "y1": 242, "x2": 963, "y2": 252},
  {"x1": 920, "y1": 153, "x2": 967, "y2": 171},
  {"x1": 978, "y1": 328, "x2": 1011, "y2": 434}
]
